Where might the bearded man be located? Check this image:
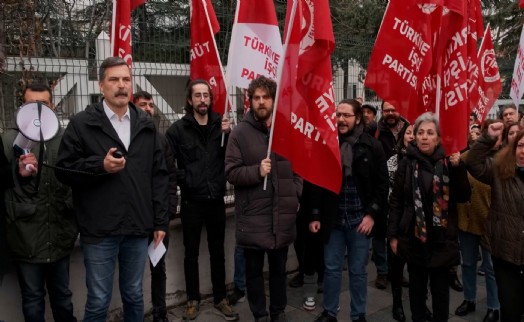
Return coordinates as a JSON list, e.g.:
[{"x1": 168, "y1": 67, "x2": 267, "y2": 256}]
[{"x1": 165, "y1": 80, "x2": 238, "y2": 321}]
